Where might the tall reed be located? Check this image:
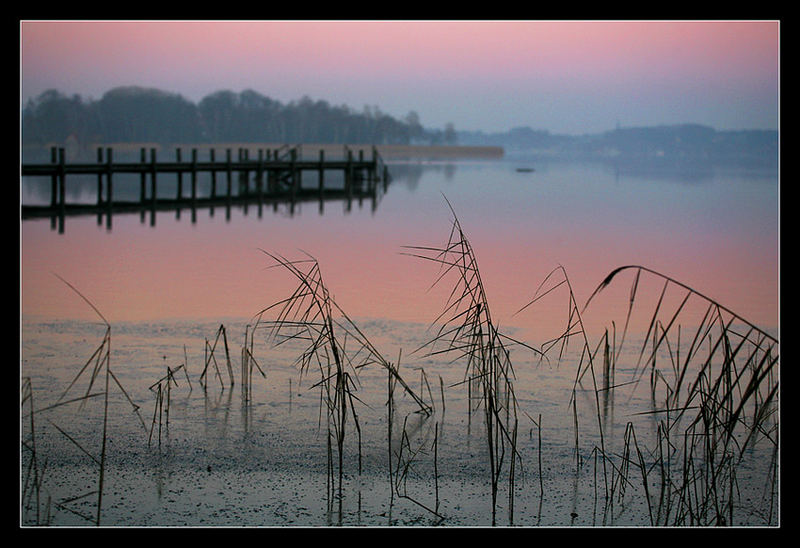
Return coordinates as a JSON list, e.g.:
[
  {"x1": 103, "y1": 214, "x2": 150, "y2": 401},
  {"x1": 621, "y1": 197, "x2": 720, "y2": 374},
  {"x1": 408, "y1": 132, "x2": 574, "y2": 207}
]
[
  {"x1": 200, "y1": 324, "x2": 234, "y2": 390},
  {"x1": 254, "y1": 251, "x2": 431, "y2": 521},
  {"x1": 21, "y1": 377, "x2": 50, "y2": 525},
  {"x1": 28, "y1": 275, "x2": 146, "y2": 525},
  {"x1": 148, "y1": 363, "x2": 186, "y2": 447},
  {"x1": 584, "y1": 265, "x2": 779, "y2": 525},
  {"x1": 516, "y1": 265, "x2": 610, "y2": 497},
  {"x1": 403, "y1": 197, "x2": 523, "y2": 525}
]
